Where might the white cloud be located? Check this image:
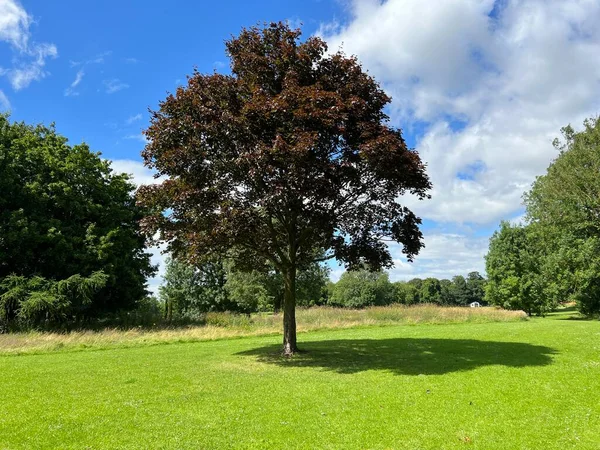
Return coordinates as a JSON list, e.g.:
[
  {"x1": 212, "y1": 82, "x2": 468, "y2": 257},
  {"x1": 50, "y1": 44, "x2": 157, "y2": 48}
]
[
  {"x1": 110, "y1": 158, "x2": 167, "y2": 295},
  {"x1": 320, "y1": 0, "x2": 600, "y2": 278},
  {"x1": 329, "y1": 231, "x2": 489, "y2": 281},
  {"x1": 125, "y1": 133, "x2": 148, "y2": 143},
  {"x1": 0, "y1": 0, "x2": 57, "y2": 90},
  {"x1": 508, "y1": 212, "x2": 527, "y2": 227},
  {"x1": 110, "y1": 158, "x2": 160, "y2": 187},
  {"x1": 64, "y1": 68, "x2": 84, "y2": 96},
  {"x1": 388, "y1": 233, "x2": 488, "y2": 280},
  {"x1": 4, "y1": 42, "x2": 58, "y2": 90},
  {"x1": 126, "y1": 113, "x2": 142, "y2": 125},
  {"x1": 0, "y1": 89, "x2": 9, "y2": 110},
  {"x1": 103, "y1": 78, "x2": 129, "y2": 94},
  {"x1": 321, "y1": 0, "x2": 600, "y2": 226},
  {"x1": 66, "y1": 51, "x2": 111, "y2": 95},
  {"x1": 147, "y1": 241, "x2": 168, "y2": 295},
  {"x1": 0, "y1": 0, "x2": 30, "y2": 51}
]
